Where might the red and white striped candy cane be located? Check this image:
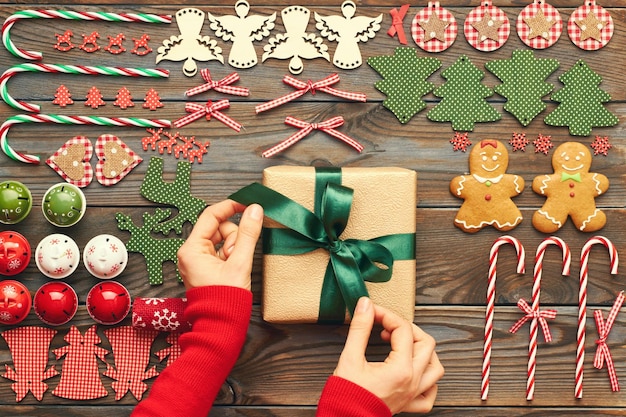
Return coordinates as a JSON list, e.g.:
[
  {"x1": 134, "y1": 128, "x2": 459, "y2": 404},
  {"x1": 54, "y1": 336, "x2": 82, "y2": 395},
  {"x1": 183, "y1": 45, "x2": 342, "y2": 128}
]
[
  {"x1": 0, "y1": 113, "x2": 171, "y2": 164},
  {"x1": 576, "y1": 236, "x2": 619, "y2": 398},
  {"x1": 0, "y1": 63, "x2": 169, "y2": 113},
  {"x1": 481, "y1": 235, "x2": 525, "y2": 400},
  {"x1": 525, "y1": 236, "x2": 571, "y2": 400},
  {"x1": 2, "y1": 9, "x2": 171, "y2": 60}
]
